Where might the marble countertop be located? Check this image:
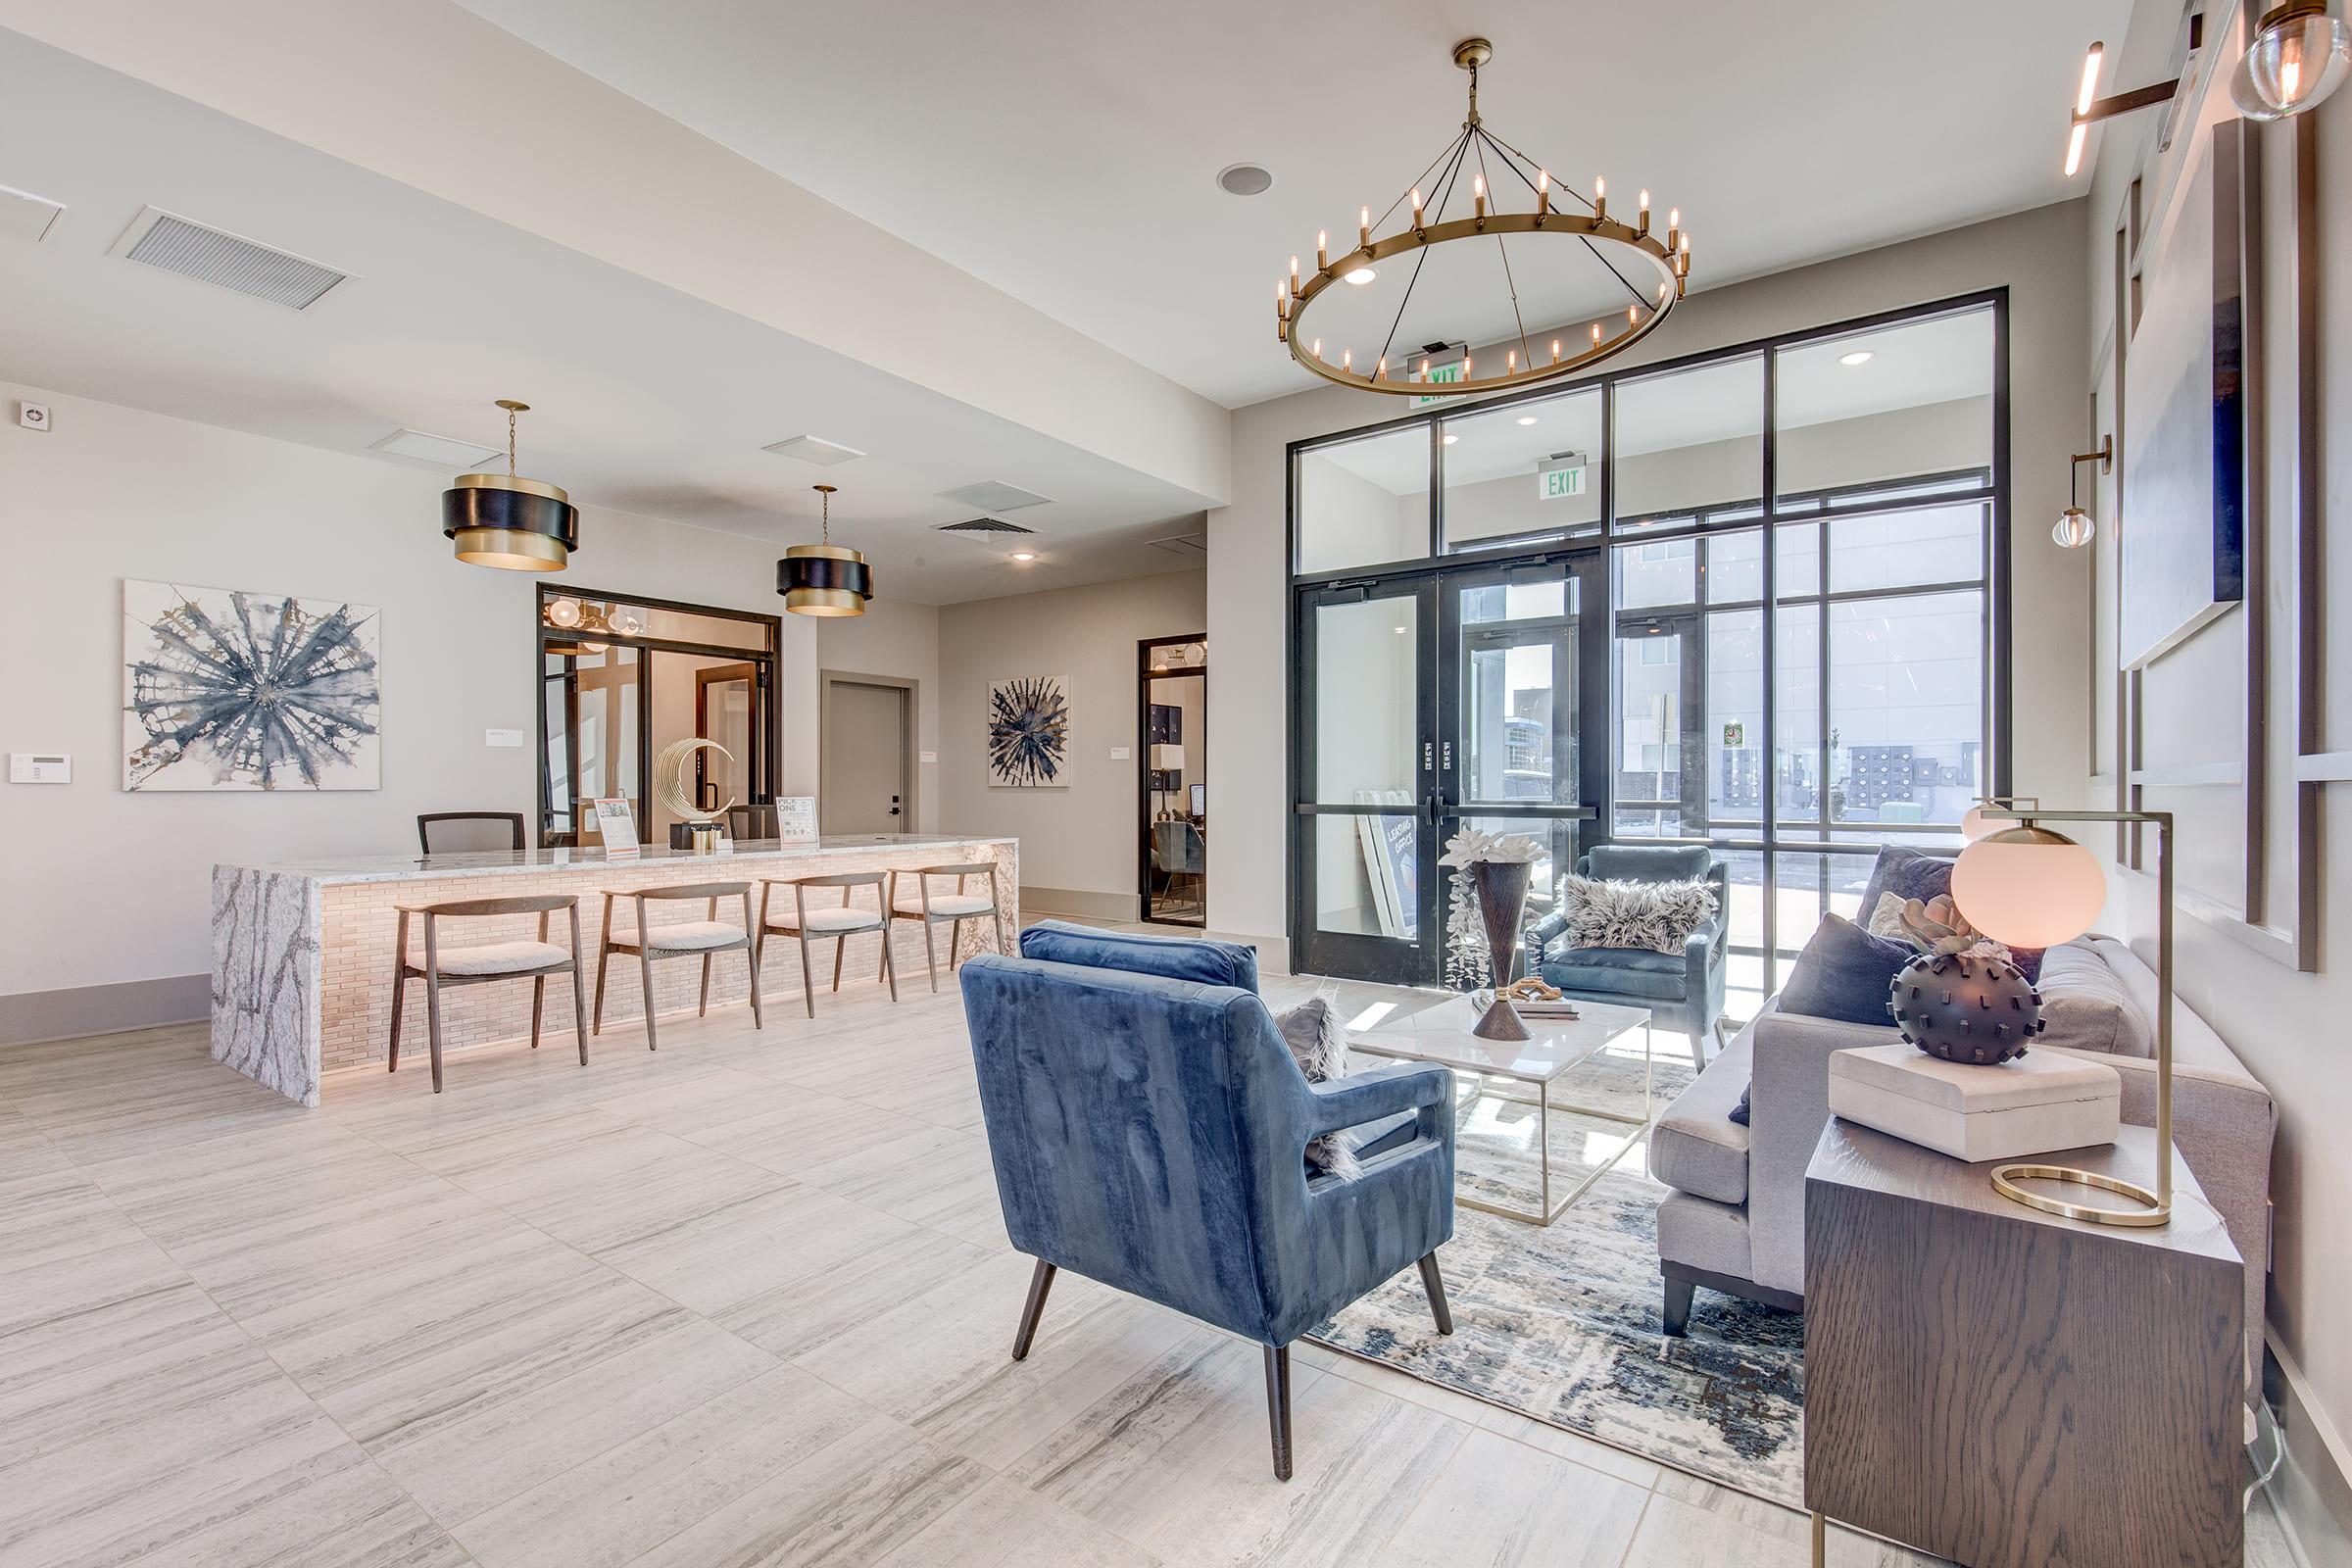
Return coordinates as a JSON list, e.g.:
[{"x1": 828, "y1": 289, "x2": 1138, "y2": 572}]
[{"x1": 220, "y1": 834, "x2": 1014, "y2": 886}]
